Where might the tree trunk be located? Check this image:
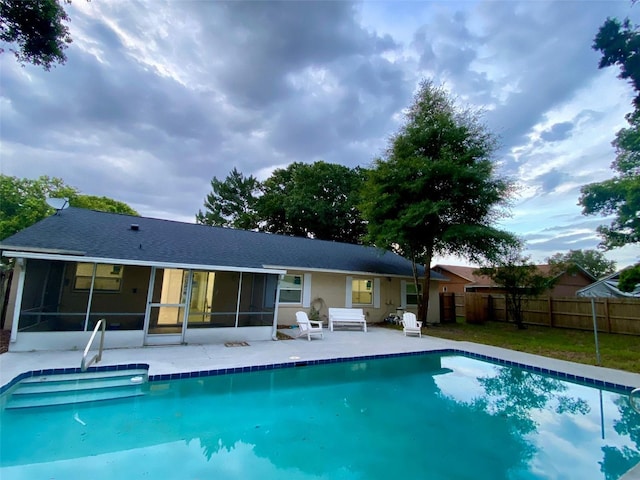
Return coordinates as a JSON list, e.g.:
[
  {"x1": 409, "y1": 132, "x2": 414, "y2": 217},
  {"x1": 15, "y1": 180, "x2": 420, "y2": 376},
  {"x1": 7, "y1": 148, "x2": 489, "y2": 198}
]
[{"x1": 418, "y1": 248, "x2": 433, "y2": 324}]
